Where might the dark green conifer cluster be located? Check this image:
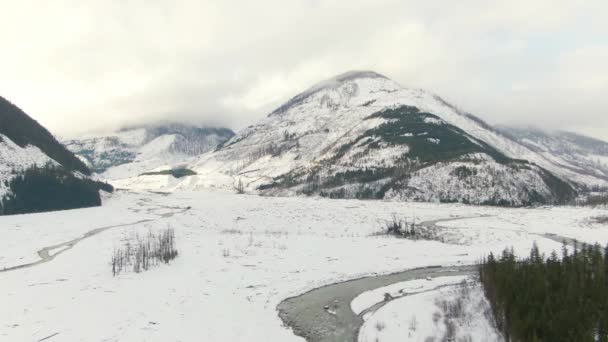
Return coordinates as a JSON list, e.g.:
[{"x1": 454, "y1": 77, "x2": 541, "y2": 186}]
[
  {"x1": 1, "y1": 163, "x2": 112, "y2": 215},
  {"x1": 480, "y1": 242, "x2": 608, "y2": 341}
]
